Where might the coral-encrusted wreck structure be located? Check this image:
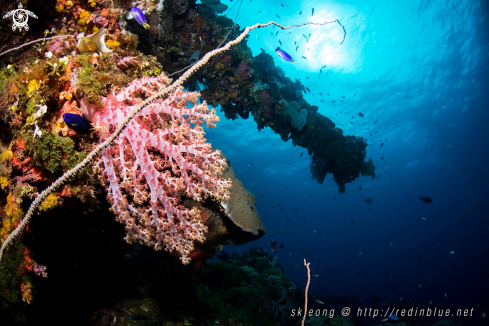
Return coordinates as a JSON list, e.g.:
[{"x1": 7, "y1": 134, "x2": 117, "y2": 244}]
[{"x1": 131, "y1": 0, "x2": 376, "y2": 192}]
